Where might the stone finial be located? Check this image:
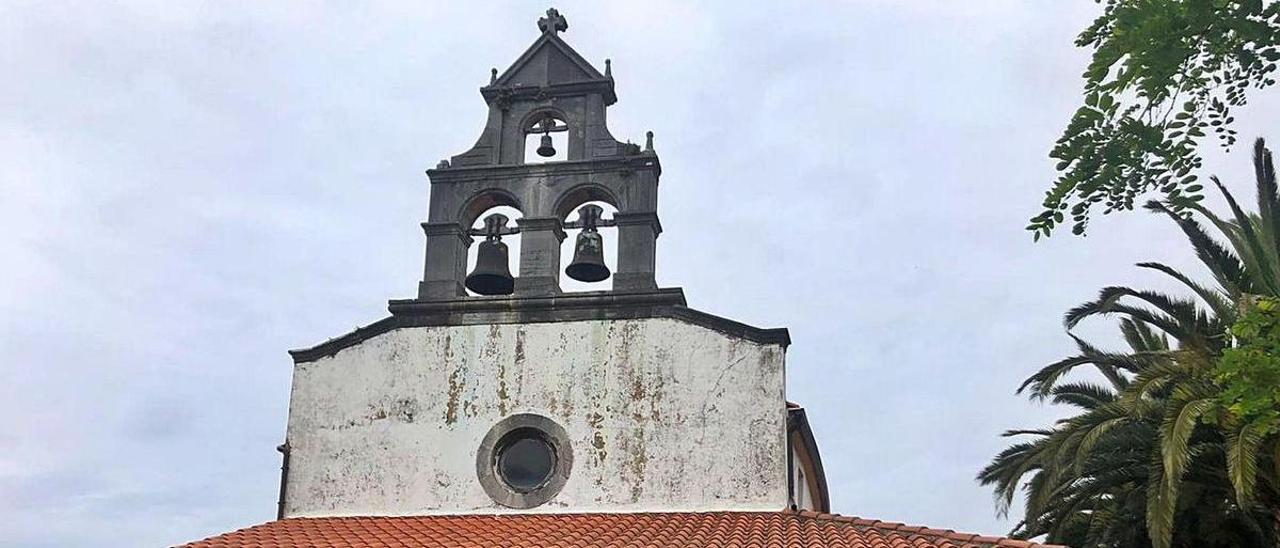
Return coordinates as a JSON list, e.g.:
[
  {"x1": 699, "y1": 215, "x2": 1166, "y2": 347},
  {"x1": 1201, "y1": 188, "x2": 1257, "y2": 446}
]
[
  {"x1": 644, "y1": 131, "x2": 654, "y2": 152},
  {"x1": 490, "y1": 68, "x2": 498, "y2": 85},
  {"x1": 605, "y1": 59, "x2": 612, "y2": 78},
  {"x1": 537, "y1": 8, "x2": 568, "y2": 35}
]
